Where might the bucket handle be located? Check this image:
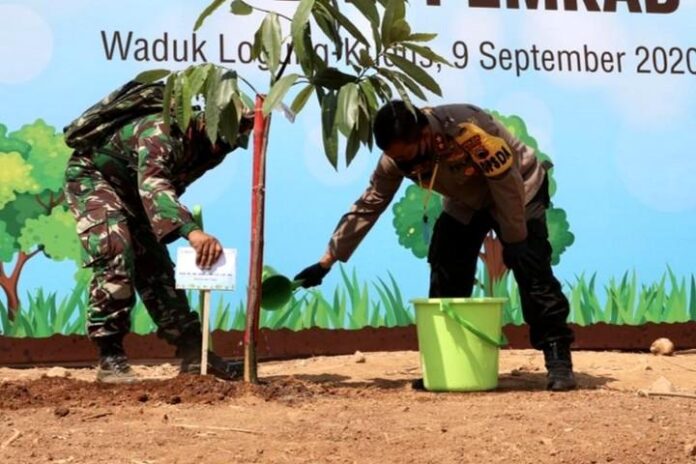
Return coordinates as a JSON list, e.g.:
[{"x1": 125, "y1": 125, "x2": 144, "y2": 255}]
[{"x1": 439, "y1": 299, "x2": 508, "y2": 348}]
